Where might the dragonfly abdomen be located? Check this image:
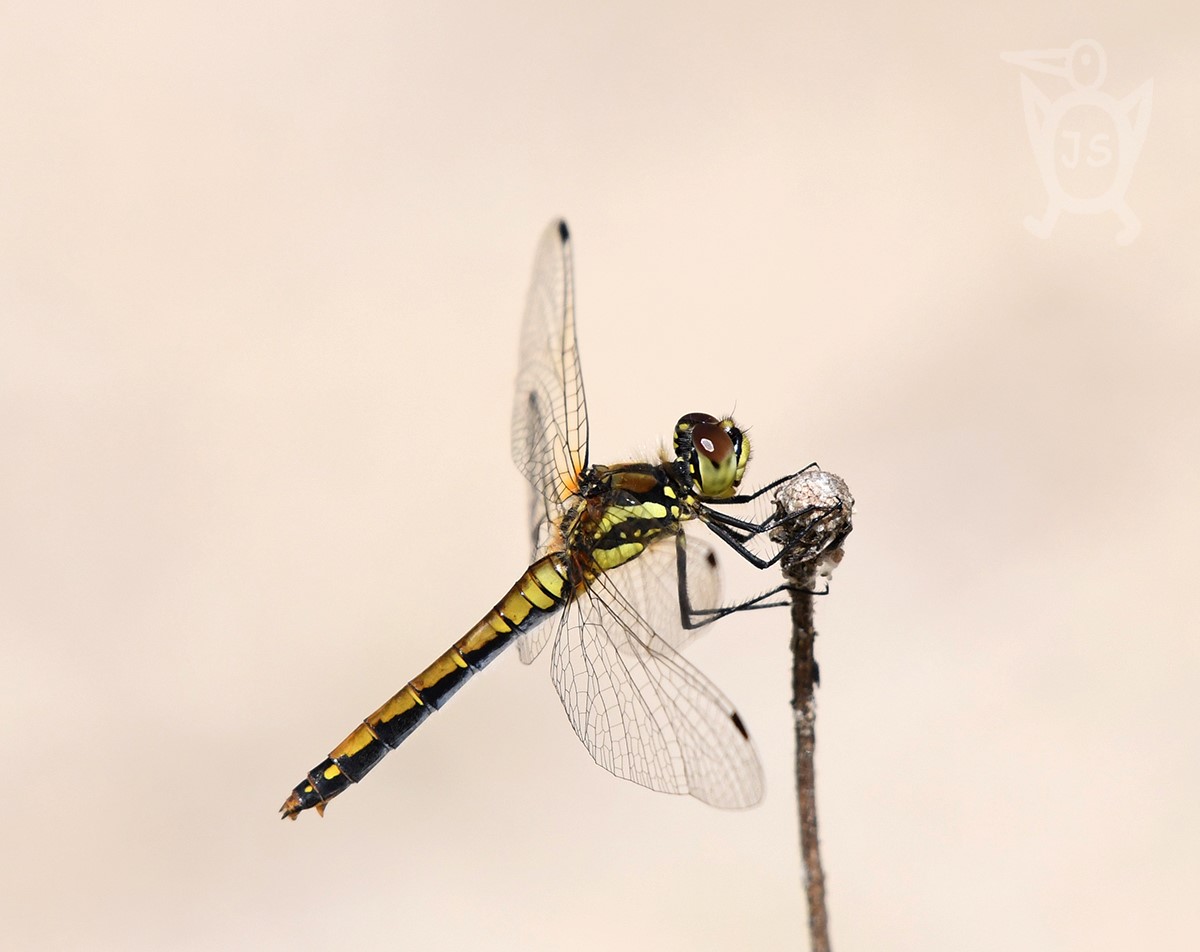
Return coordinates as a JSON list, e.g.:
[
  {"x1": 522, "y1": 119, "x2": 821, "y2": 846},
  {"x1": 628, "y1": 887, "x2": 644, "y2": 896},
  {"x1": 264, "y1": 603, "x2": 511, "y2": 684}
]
[{"x1": 280, "y1": 554, "x2": 572, "y2": 819}]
